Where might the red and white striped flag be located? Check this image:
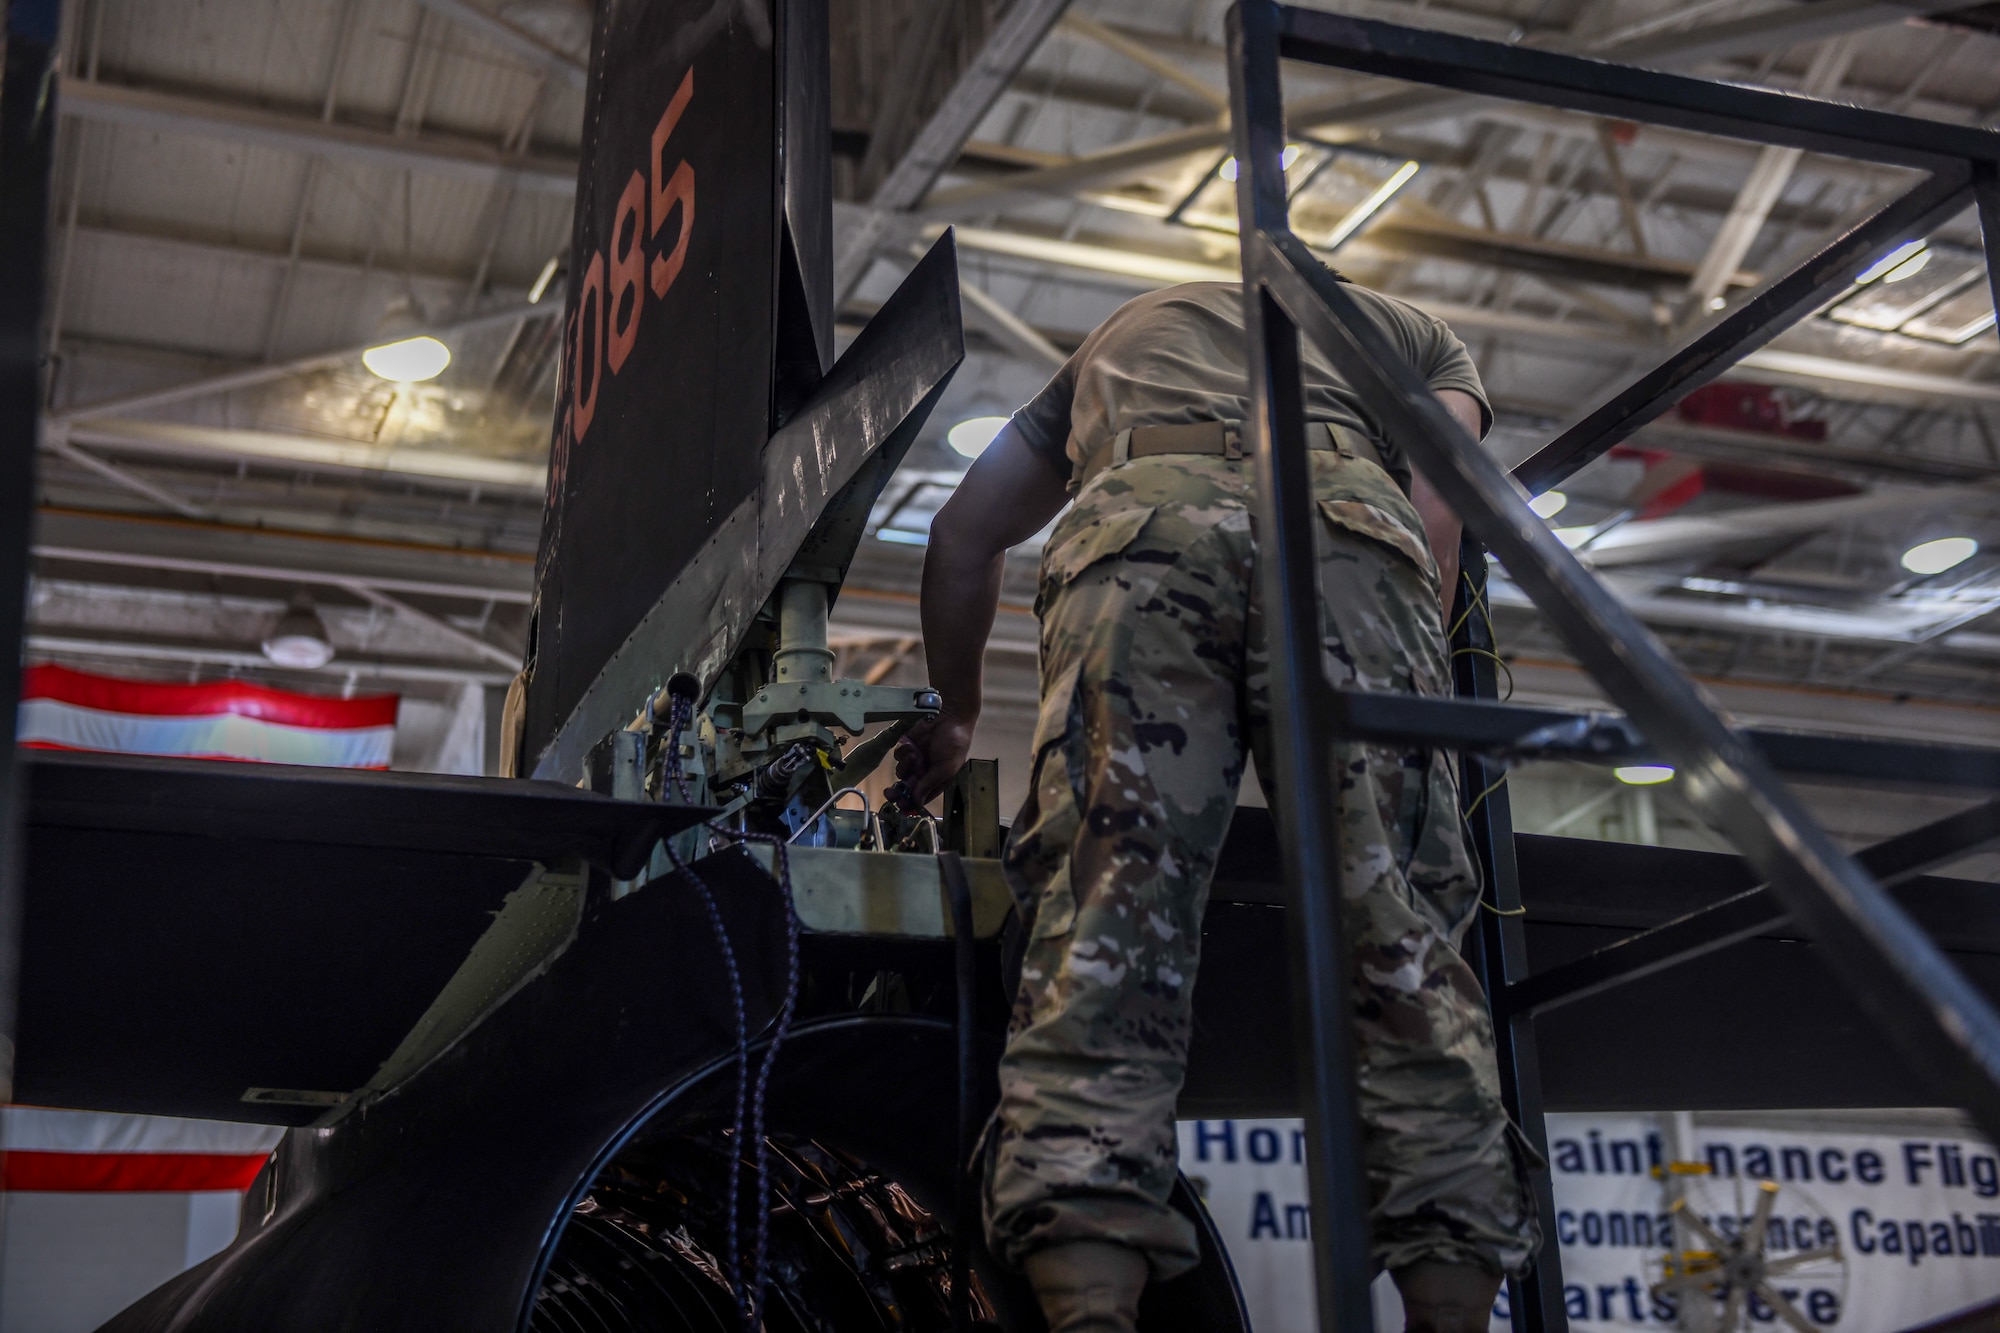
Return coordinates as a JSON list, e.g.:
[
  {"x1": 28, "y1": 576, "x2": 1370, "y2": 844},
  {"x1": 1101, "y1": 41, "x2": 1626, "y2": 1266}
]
[
  {"x1": 18, "y1": 663, "x2": 398, "y2": 768},
  {"x1": 0, "y1": 1109, "x2": 286, "y2": 1324},
  {"x1": 5, "y1": 664, "x2": 399, "y2": 1318},
  {"x1": 0, "y1": 1108, "x2": 281, "y2": 1194}
]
